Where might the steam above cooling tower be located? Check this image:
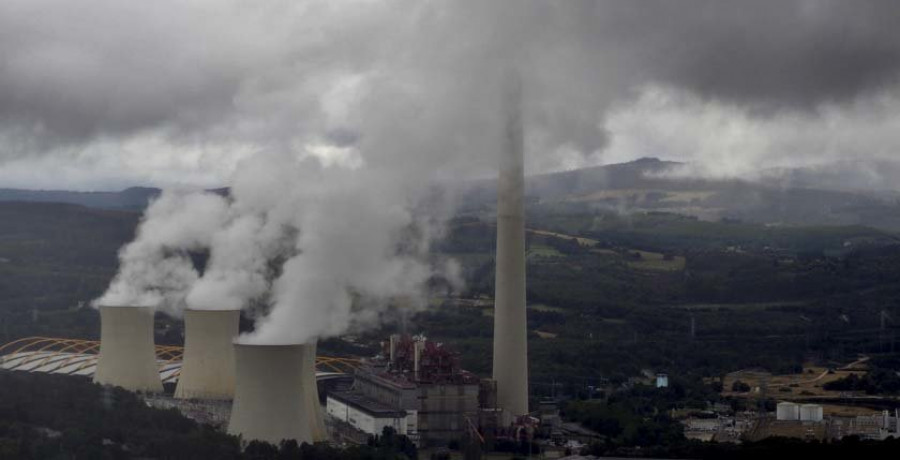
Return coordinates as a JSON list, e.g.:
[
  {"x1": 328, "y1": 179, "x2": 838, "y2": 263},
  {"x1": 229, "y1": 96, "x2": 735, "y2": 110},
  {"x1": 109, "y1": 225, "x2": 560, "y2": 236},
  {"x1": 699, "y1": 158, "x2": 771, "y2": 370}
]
[
  {"x1": 228, "y1": 343, "x2": 327, "y2": 445},
  {"x1": 174, "y1": 309, "x2": 240, "y2": 400},
  {"x1": 492, "y1": 76, "x2": 529, "y2": 419},
  {"x1": 94, "y1": 306, "x2": 163, "y2": 393}
]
